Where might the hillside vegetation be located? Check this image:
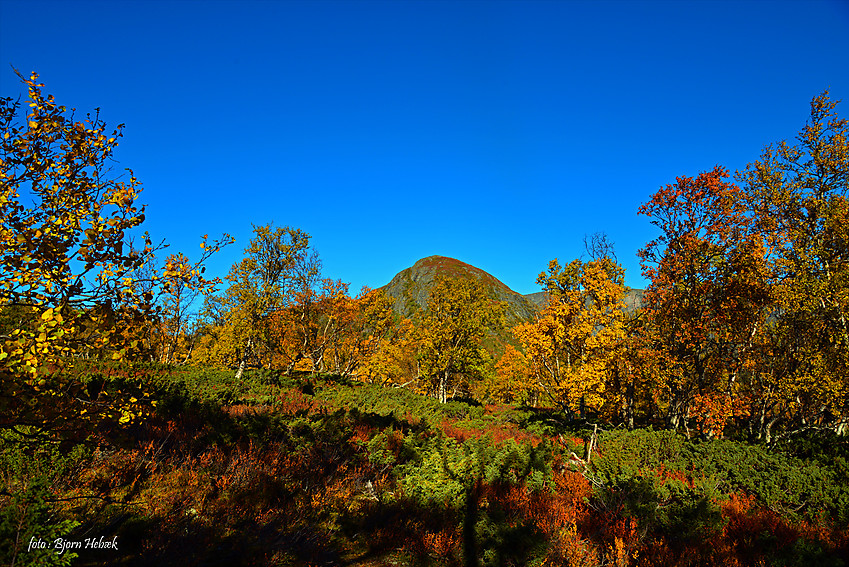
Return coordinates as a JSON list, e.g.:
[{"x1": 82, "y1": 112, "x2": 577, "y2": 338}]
[
  {"x1": 4, "y1": 366, "x2": 848, "y2": 566},
  {"x1": 1, "y1": 74, "x2": 848, "y2": 565}
]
